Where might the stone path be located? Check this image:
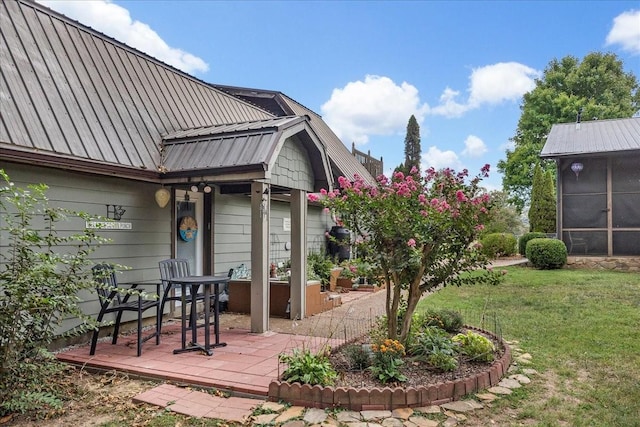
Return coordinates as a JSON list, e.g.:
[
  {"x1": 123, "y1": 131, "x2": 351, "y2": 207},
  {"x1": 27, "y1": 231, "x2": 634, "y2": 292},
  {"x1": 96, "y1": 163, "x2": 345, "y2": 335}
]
[{"x1": 135, "y1": 341, "x2": 536, "y2": 426}]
